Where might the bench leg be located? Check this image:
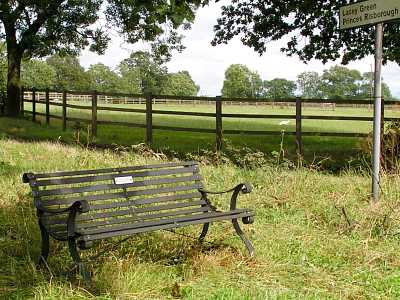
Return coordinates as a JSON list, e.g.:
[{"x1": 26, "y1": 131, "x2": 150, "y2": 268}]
[
  {"x1": 38, "y1": 220, "x2": 50, "y2": 265},
  {"x1": 232, "y1": 219, "x2": 255, "y2": 257},
  {"x1": 199, "y1": 223, "x2": 210, "y2": 242},
  {"x1": 68, "y1": 237, "x2": 91, "y2": 282}
]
